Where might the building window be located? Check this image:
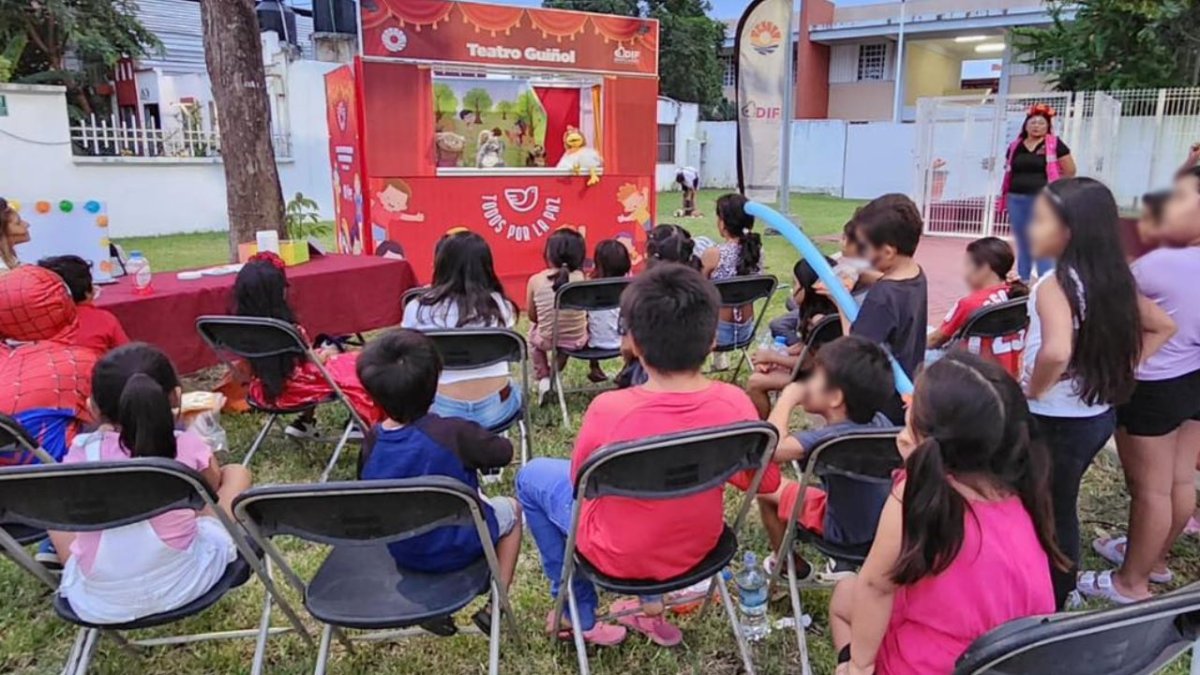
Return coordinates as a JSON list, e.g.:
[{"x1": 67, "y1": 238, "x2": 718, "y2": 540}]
[
  {"x1": 1032, "y1": 56, "x2": 1063, "y2": 74},
  {"x1": 856, "y1": 43, "x2": 887, "y2": 81},
  {"x1": 721, "y1": 53, "x2": 736, "y2": 87},
  {"x1": 657, "y1": 124, "x2": 675, "y2": 164}
]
